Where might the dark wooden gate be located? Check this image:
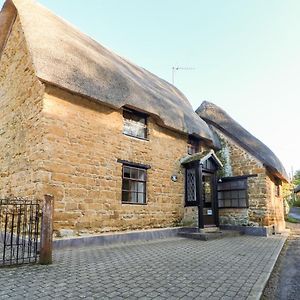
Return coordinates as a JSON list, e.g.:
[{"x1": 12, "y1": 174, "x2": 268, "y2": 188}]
[{"x1": 0, "y1": 198, "x2": 41, "y2": 267}]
